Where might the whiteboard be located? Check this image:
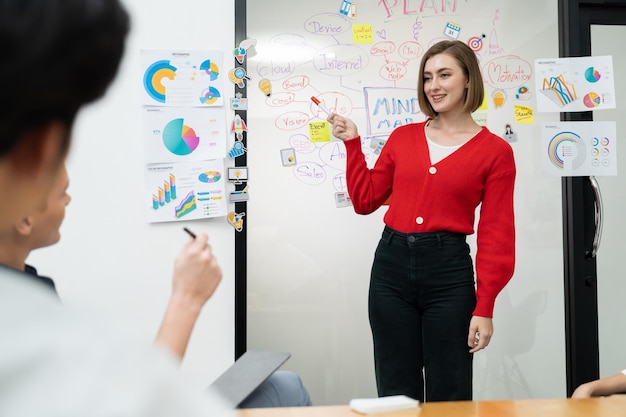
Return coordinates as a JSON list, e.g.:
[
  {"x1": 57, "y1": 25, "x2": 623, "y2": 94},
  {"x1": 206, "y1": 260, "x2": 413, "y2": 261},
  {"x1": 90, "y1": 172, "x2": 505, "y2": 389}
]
[
  {"x1": 246, "y1": 0, "x2": 565, "y2": 404},
  {"x1": 28, "y1": 0, "x2": 236, "y2": 386}
]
